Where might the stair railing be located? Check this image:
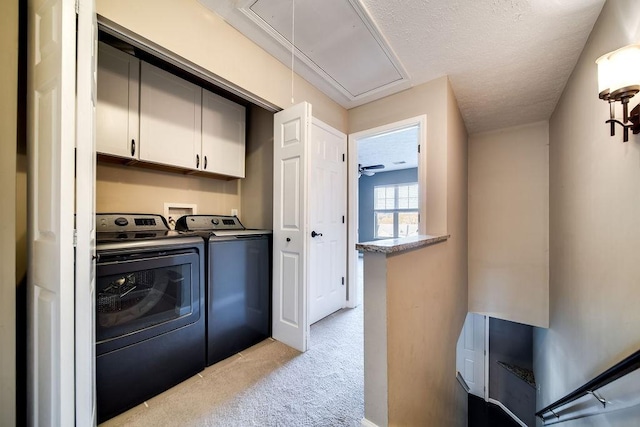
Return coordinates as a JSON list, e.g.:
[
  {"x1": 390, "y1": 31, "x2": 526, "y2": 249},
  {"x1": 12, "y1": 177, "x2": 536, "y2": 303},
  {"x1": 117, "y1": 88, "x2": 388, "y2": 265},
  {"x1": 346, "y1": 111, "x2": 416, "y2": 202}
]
[{"x1": 536, "y1": 348, "x2": 640, "y2": 424}]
